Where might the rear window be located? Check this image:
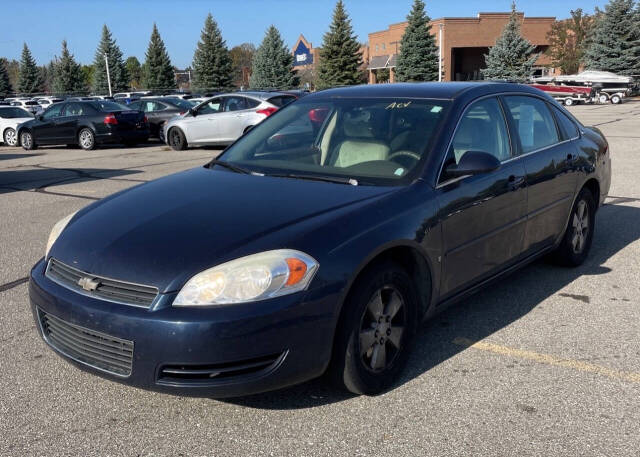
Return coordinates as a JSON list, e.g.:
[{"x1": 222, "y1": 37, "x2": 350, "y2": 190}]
[
  {"x1": 25, "y1": 101, "x2": 39, "y2": 106},
  {"x1": 552, "y1": 106, "x2": 579, "y2": 140},
  {"x1": 165, "y1": 98, "x2": 194, "y2": 110},
  {"x1": 267, "y1": 95, "x2": 297, "y2": 107},
  {"x1": 92, "y1": 101, "x2": 131, "y2": 112}
]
